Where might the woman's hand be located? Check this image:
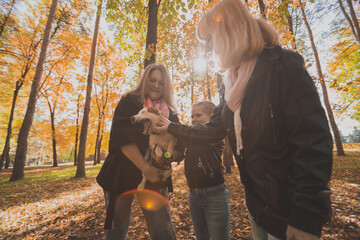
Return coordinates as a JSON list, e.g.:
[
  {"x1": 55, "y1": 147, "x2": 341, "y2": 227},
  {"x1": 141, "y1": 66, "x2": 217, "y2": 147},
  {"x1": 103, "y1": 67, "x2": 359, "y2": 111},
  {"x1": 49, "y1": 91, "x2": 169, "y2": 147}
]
[{"x1": 142, "y1": 164, "x2": 165, "y2": 183}]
